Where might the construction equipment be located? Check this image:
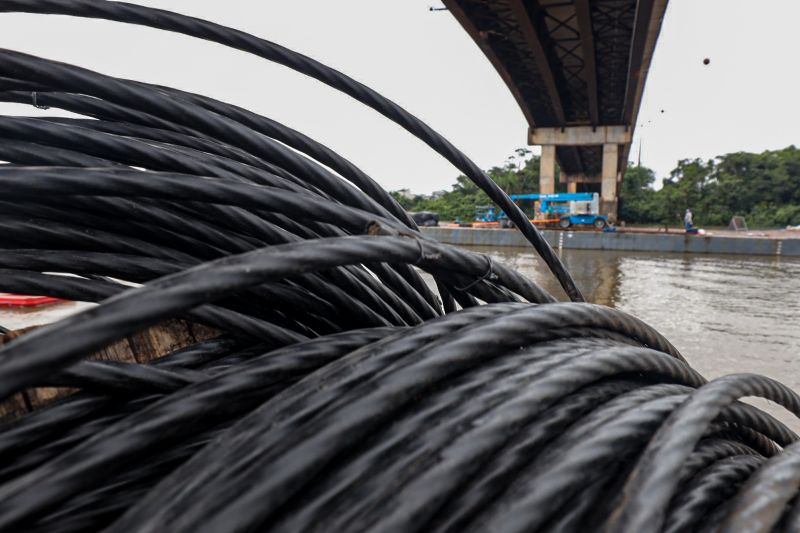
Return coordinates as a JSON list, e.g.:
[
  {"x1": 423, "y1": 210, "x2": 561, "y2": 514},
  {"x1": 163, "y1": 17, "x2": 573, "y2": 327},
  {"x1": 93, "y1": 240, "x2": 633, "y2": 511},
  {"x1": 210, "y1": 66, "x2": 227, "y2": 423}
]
[{"x1": 476, "y1": 193, "x2": 609, "y2": 229}]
